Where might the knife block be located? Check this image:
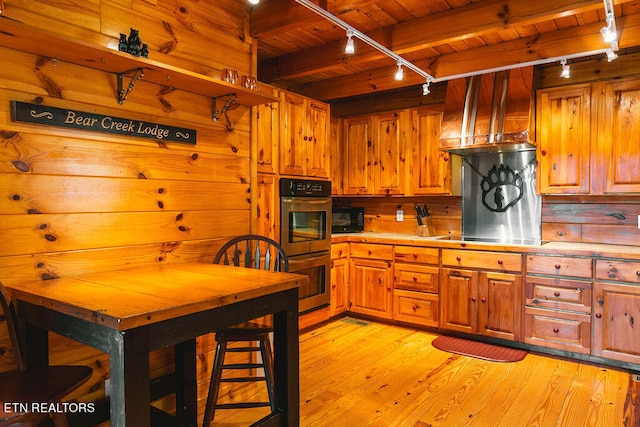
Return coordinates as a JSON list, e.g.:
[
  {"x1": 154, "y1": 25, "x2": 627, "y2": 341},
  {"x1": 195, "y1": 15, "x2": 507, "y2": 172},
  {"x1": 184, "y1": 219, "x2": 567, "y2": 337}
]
[{"x1": 417, "y1": 217, "x2": 436, "y2": 237}]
